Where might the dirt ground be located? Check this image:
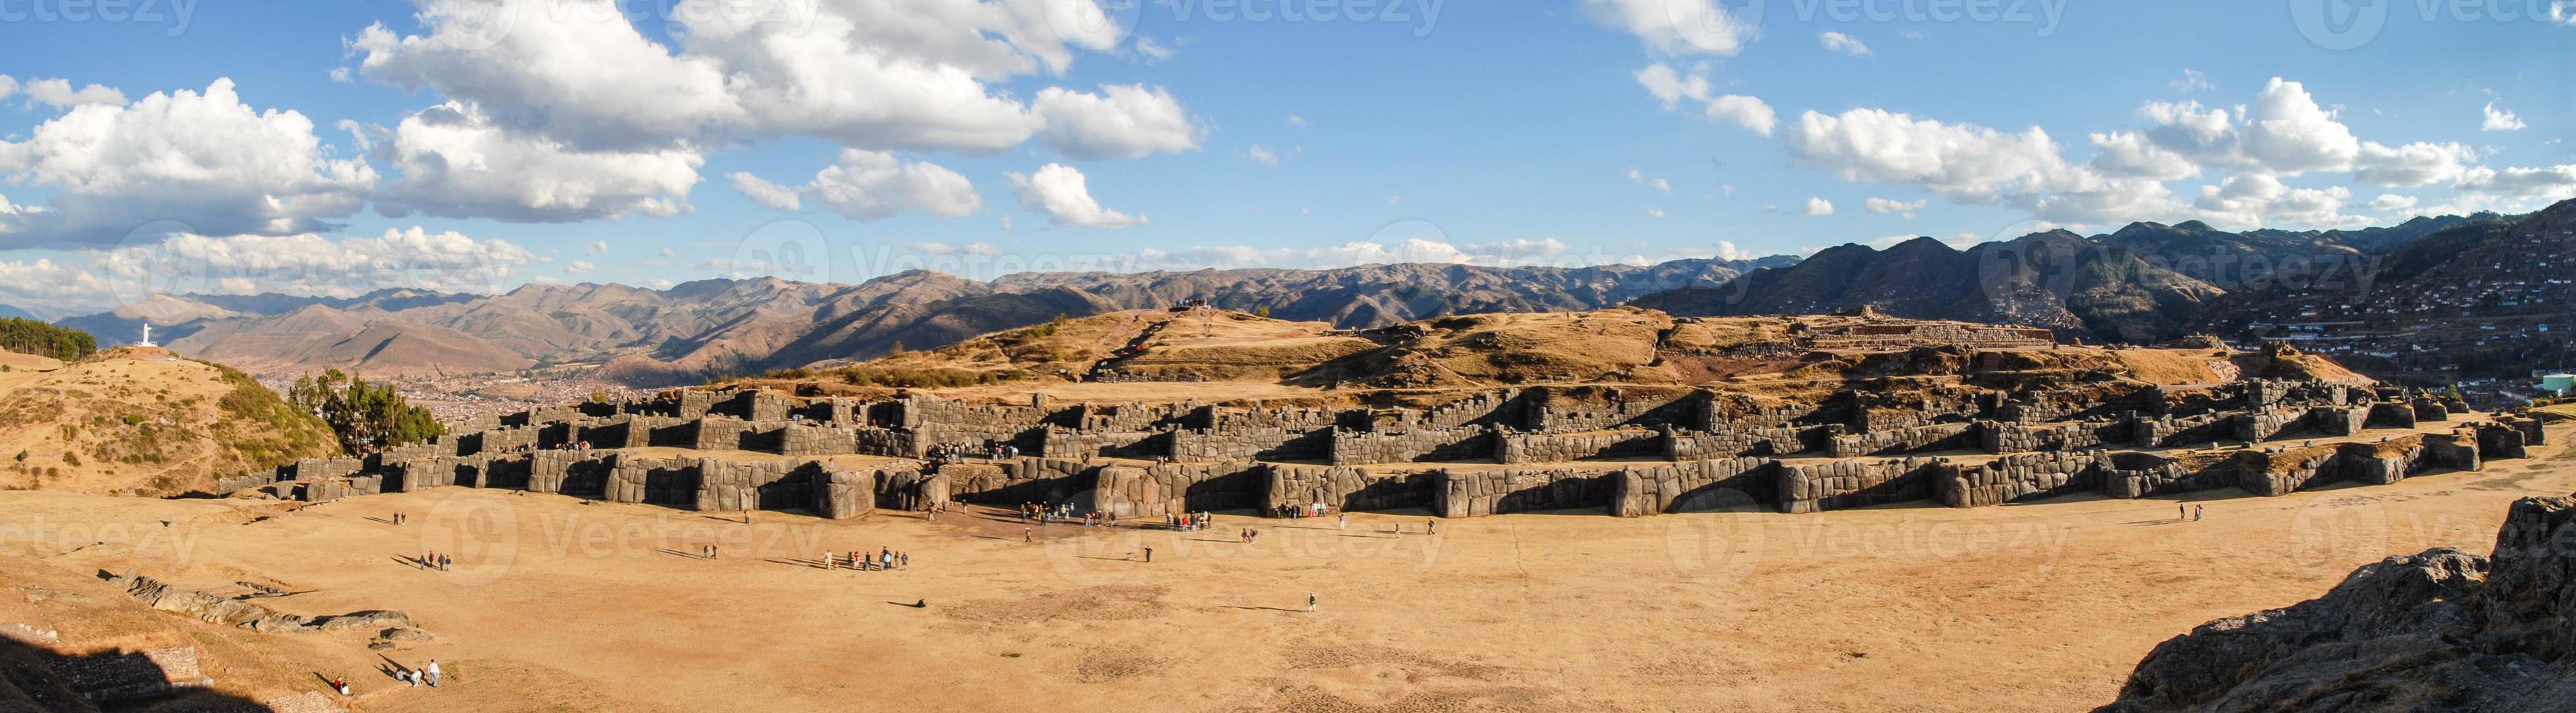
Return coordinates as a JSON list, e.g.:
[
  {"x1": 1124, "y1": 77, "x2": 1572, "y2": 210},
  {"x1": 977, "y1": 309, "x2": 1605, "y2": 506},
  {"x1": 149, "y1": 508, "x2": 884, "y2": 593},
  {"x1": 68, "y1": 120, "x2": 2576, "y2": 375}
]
[{"x1": 4, "y1": 423, "x2": 2569, "y2": 712}]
